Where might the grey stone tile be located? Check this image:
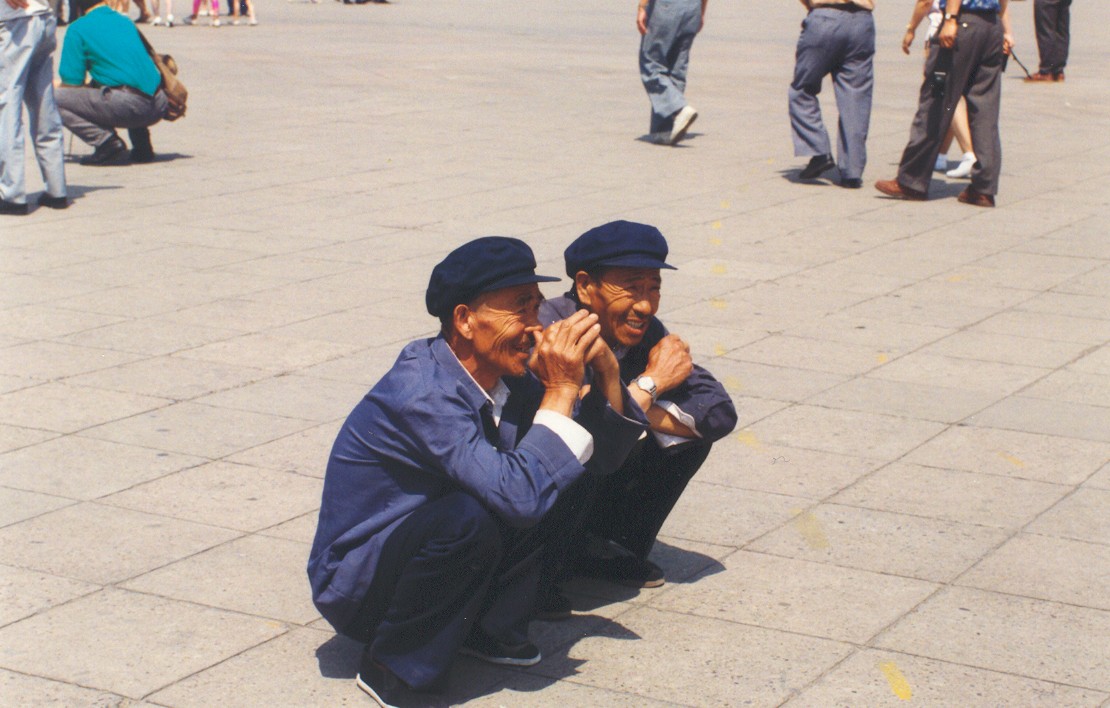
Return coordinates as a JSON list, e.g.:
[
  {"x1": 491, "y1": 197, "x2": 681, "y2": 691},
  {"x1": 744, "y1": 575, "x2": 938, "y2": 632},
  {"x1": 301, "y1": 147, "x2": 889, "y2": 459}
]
[
  {"x1": 0, "y1": 487, "x2": 73, "y2": 527},
  {"x1": 64, "y1": 355, "x2": 273, "y2": 401},
  {"x1": 748, "y1": 405, "x2": 947, "y2": 459},
  {"x1": 0, "y1": 383, "x2": 171, "y2": 434},
  {"x1": 1026, "y1": 488, "x2": 1110, "y2": 545},
  {"x1": 1022, "y1": 370, "x2": 1110, "y2": 408},
  {"x1": 82, "y1": 402, "x2": 314, "y2": 458},
  {"x1": 0, "y1": 668, "x2": 128, "y2": 706},
  {"x1": 958, "y1": 533, "x2": 1110, "y2": 610},
  {"x1": 0, "y1": 436, "x2": 205, "y2": 500},
  {"x1": 875, "y1": 587, "x2": 1110, "y2": 691},
  {"x1": 224, "y1": 422, "x2": 338, "y2": 478},
  {"x1": 706, "y1": 358, "x2": 849, "y2": 402},
  {"x1": 0, "y1": 424, "x2": 57, "y2": 454},
  {"x1": 918, "y1": 330, "x2": 1096, "y2": 369},
  {"x1": 189, "y1": 375, "x2": 364, "y2": 423},
  {"x1": 0, "y1": 304, "x2": 125, "y2": 340},
  {"x1": 258, "y1": 511, "x2": 318, "y2": 543},
  {"x1": 731, "y1": 335, "x2": 889, "y2": 376},
  {"x1": 788, "y1": 649, "x2": 1108, "y2": 707},
  {"x1": 0, "y1": 341, "x2": 145, "y2": 381},
  {"x1": 0, "y1": 588, "x2": 286, "y2": 699},
  {"x1": 808, "y1": 376, "x2": 998, "y2": 423},
  {"x1": 969, "y1": 311, "x2": 1110, "y2": 345},
  {"x1": 696, "y1": 438, "x2": 882, "y2": 499},
  {"x1": 534, "y1": 605, "x2": 852, "y2": 706},
  {"x1": 868, "y1": 352, "x2": 1050, "y2": 398},
  {"x1": 0, "y1": 565, "x2": 98, "y2": 627},
  {"x1": 749, "y1": 503, "x2": 1009, "y2": 583},
  {"x1": 0, "y1": 503, "x2": 239, "y2": 585},
  {"x1": 57, "y1": 317, "x2": 240, "y2": 357},
  {"x1": 831, "y1": 462, "x2": 1070, "y2": 529},
  {"x1": 904, "y1": 425, "x2": 1110, "y2": 485},
  {"x1": 1085, "y1": 463, "x2": 1110, "y2": 490},
  {"x1": 173, "y1": 332, "x2": 362, "y2": 373},
  {"x1": 123, "y1": 534, "x2": 317, "y2": 625},
  {"x1": 101, "y1": 461, "x2": 322, "y2": 533},
  {"x1": 654, "y1": 480, "x2": 808, "y2": 547},
  {"x1": 653, "y1": 551, "x2": 937, "y2": 643},
  {"x1": 971, "y1": 396, "x2": 1110, "y2": 444}
]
